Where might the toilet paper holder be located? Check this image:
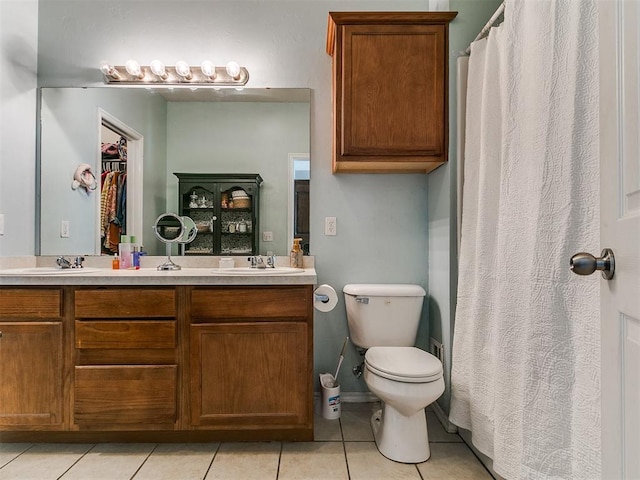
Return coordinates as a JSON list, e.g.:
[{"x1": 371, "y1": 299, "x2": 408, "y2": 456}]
[{"x1": 314, "y1": 293, "x2": 330, "y2": 303}]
